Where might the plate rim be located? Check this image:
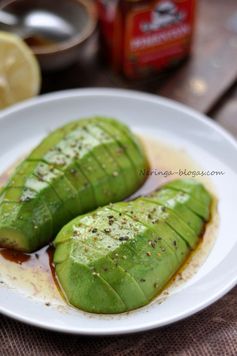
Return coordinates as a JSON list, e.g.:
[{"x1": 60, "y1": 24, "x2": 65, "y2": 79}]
[
  {"x1": 1, "y1": 87, "x2": 237, "y2": 151},
  {"x1": 1, "y1": 269, "x2": 236, "y2": 336},
  {"x1": 0, "y1": 87, "x2": 237, "y2": 335}
]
